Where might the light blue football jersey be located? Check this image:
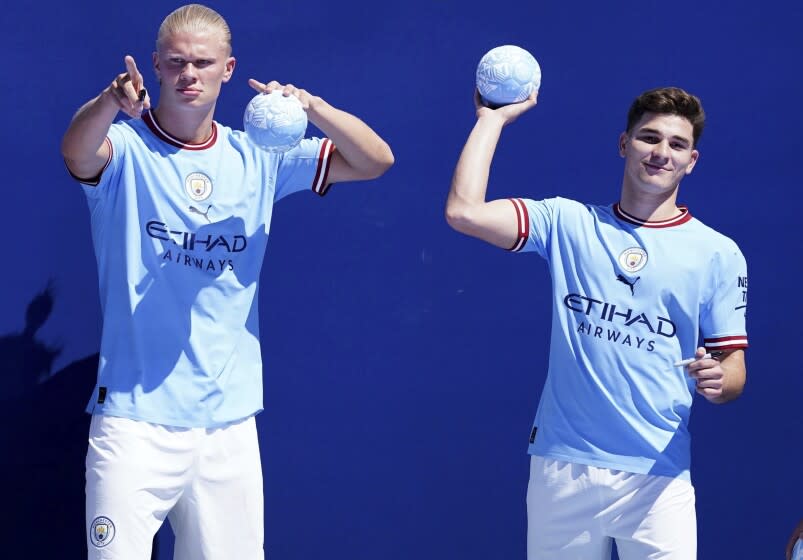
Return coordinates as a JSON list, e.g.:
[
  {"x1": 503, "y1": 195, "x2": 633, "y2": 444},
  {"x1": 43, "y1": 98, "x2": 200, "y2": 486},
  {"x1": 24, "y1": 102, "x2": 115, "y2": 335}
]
[
  {"x1": 509, "y1": 197, "x2": 748, "y2": 479},
  {"x1": 74, "y1": 111, "x2": 335, "y2": 428}
]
